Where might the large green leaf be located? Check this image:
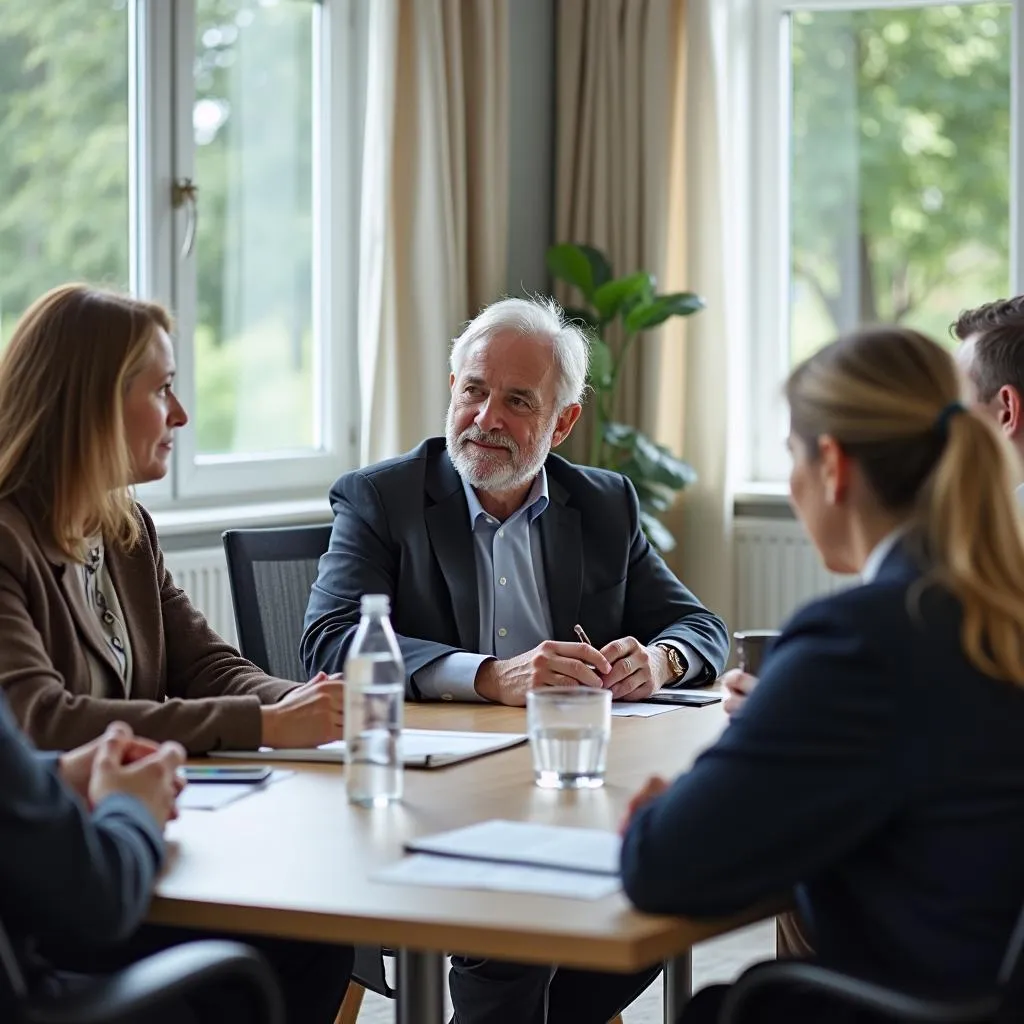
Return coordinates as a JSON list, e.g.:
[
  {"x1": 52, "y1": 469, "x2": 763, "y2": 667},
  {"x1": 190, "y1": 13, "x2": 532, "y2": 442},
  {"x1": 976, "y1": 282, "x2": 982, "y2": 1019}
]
[
  {"x1": 602, "y1": 421, "x2": 639, "y2": 451},
  {"x1": 546, "y1": 244, "x2": 596, "y2": 297},
  {"x1": 588, "y1": 336, "x2": 614, "y2": 390},
  {"x1": 639, "y1": 509, "x2": 677, "y2": 553},
  {"x1": 631, "y1": 476, "x2": 673, "y2": 513},
  {"x1": 546, "y1": 243, "x2": 614, "y2": 300},
  {"x1": 605, "y1": 422, "x2": 695, "y2": 491},
  {"x1": 635, "y1": 432, "x2": 697, "y2": 490},
  {"x1": 592, "y1": 272, "x2": 653, "y2": 322},
  {"x1": 625, "y1": 292, "x2": 706, "y2": 333},
  {"x1": 576, "y1": 244, "x2": 614, "y2": 291}
]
